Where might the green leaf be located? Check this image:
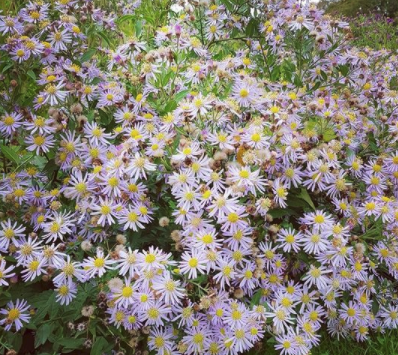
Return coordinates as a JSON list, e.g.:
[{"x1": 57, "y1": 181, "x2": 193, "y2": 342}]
[
  {"x1": 323, "y1": 127, "x2": 336, "y2": 142},
  {"x1": 117, "y1": 14, "x2": 135, "y2": 24},
  {"x1": 250, "y1": 289, "x2": 262, "y2": 307},
  {"x1": 58, "y1": 337, "x2": 85, "y2": 350},
  {"x1": 99, "y1": 108, "x2": 112, "y2": 126},
  {"x1": 135, "y1": 20, "x2": 143, "y2": 36},
  {"x1": 174, "y1": 89, "x2": 190, "y2": 102},
  {"x1": 297, "y1": 188, "x2": 316, "y2": 210},
  {"x1": 32, "y1": 155, "x2": 47, "y2": 169},
  {"x1": 287, "y1": 199, "x2": 309, "y2": 208},
  {"x1": 0, "y1": 144, "x2": 20, "y2": 164},
  {"x1": 1, "y1": 62, "x2": 14, "y2": 73},
  {"x1": 339, "y1": 64, "x2": 349, "y2": 77},
  {"x1": 98, "y1": 31, "x2": 112, "y2": 47},
  {"x1": 43, "y1": 159, "x2": 58, "y2": 175},
  {"x1": 268, "y1": 208, "x2": 296, "y2": 218},
  {"x1": 80, "y1": 48, "x2": 97, "y2": 63},
  {"x1": 163, "y1": 100, "x2": 177, "y2": 114},
  {"x1": 35, "y1": 323, "x2": 53, "y2": 348},
  {"x1": 245, "y1": 18, "x2": 257, "y2": 37},
  {"x1": 5, "y1": 332, "x2": 23, "y2": 352},
  {"x1": 91, "y1": 336, "x2": 108, "y2": 355},
  {"x1": 27, "y1": 70, "x2": 36, "y2": 80}
]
